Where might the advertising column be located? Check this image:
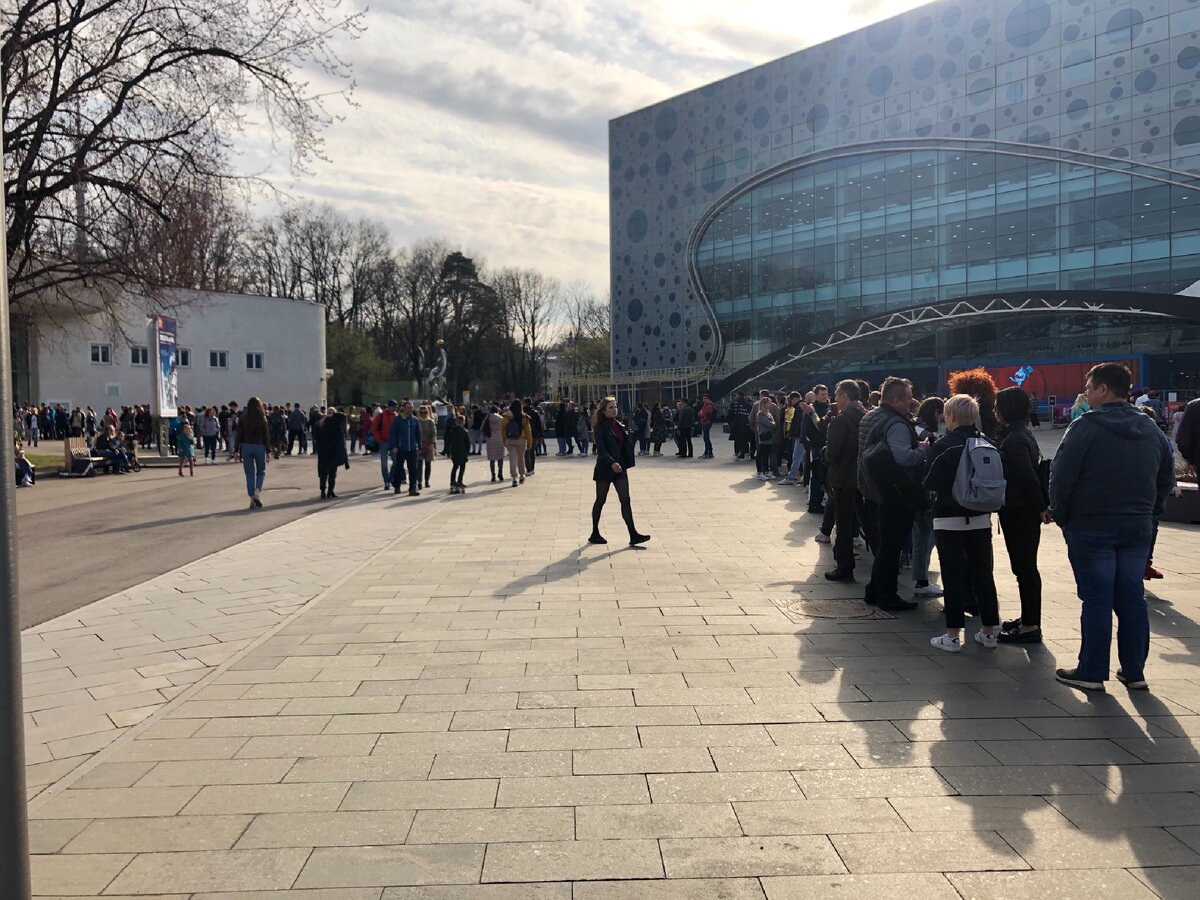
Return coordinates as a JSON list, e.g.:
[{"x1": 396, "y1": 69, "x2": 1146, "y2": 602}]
[{"x1": 148, "y1": 315, "x2": 179, "y2": 455}]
